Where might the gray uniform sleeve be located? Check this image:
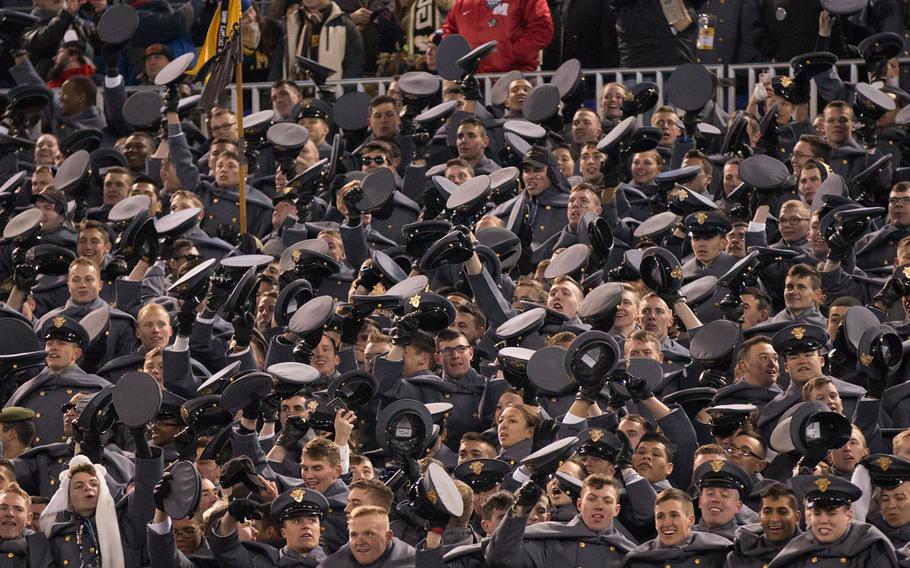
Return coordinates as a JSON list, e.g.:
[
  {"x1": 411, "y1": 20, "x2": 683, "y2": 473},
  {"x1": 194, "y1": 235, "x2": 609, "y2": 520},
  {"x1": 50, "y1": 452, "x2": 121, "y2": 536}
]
[
  {"x1": 465, "y1": 267, "x2": 518, "y2": 330},
  {"x1": 485, "y1": 514, "x2": 537, "y2": 568},
  {"x1": 122, "y1": 451, "x2": 165, "y2": 551},
  {"x1": 340, "y1": 223, "x2": 371, "y2": 273},
  {"x1": 374, "y1": 357, "x2": 424, "y2": 402},
  {"x1": 163, "y1": 346, "x2": 198, "y2": 400},
  {"x1": 208, "y1": 525, "x2": 273, "y2": 568},
  {"x1": 231, "y1": 427, "x2": 277, "y2": 480},
  {"x1": 658, "y1": 407, "x2": 698, "y2": 490},
  {"x1": 168, "y1": 123, "x2": 201, "y2": 191}
]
